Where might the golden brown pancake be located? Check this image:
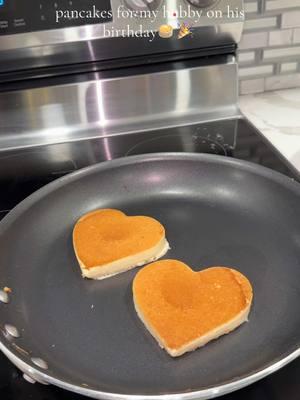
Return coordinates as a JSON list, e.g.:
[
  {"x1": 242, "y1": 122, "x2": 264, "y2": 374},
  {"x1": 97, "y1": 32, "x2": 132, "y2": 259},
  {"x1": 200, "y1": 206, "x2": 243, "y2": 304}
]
[
  {"x1": 73, "y1": 209, "x2": 169, "y2": 279},
  {"x1": 133, "y1": 260, "x2": 253, "y2": 357}
]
